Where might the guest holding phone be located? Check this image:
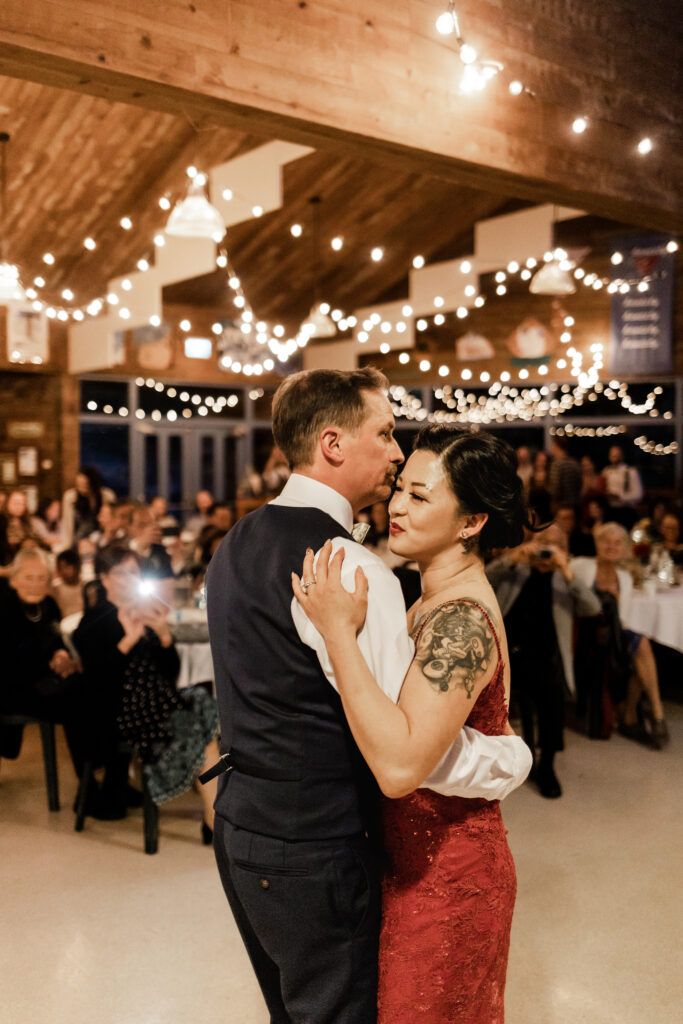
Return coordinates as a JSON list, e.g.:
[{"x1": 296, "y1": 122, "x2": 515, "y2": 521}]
[
  {"x1": 486, "y1": 525, "x2": 601, "y2": 797},
  {"x1": 73, "y1": 543, "x2": 220, "y2": 835}
]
